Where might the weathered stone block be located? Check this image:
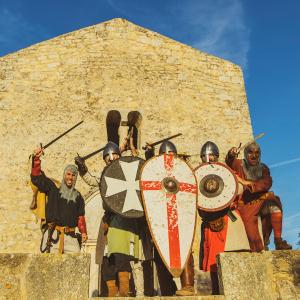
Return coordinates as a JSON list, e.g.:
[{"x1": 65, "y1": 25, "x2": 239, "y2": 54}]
[
  {"x1": 90, "y1": 297, "x2": 225, "y2": 300},
  {"x1": 271, "y1": 250, "x2": 300, "y2": 299},
  {"x1": 217, "y1": 250, "x2": 300, "y2": 300},
  {"x1": 195, "y1": 269, "x2": 213, "y2": 295},
  {"x1": 0, "y1": 253, "x2": 90, "y2": 300}
]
